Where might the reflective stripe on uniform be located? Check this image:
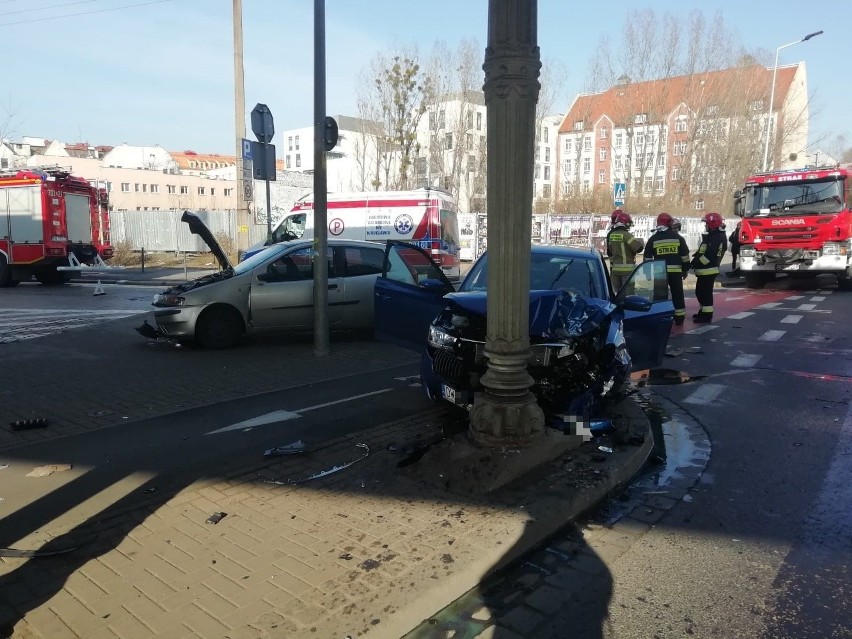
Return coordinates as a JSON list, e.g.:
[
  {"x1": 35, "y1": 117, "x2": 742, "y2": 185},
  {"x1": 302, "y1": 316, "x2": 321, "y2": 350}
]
[
  {"x1": 611, "y1": 264, "x2": 635, "y2": 273},
  {"x1": 700, "y1": 306, "x2": 714, "y2": 313},
  {"x1": 653, "y1": 239, "x2": 680, "y2": 255},
  {"x1": 674, "y1": 309, "x2": 686, "y2": 317},
  {"x1": 698, "y1": 255, "x2": 710, "y2": 265},
  {"x1": 666, "y1": 265, "x2": 683, "y2": 273},
  {"x1": 695, "y1": 267, "x2": 719, "y2": 275}
]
